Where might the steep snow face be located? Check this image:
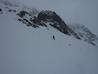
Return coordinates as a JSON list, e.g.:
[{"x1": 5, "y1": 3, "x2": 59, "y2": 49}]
[{"x1": 0, "y1": 2, "x2": 98, "y2": 74}]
